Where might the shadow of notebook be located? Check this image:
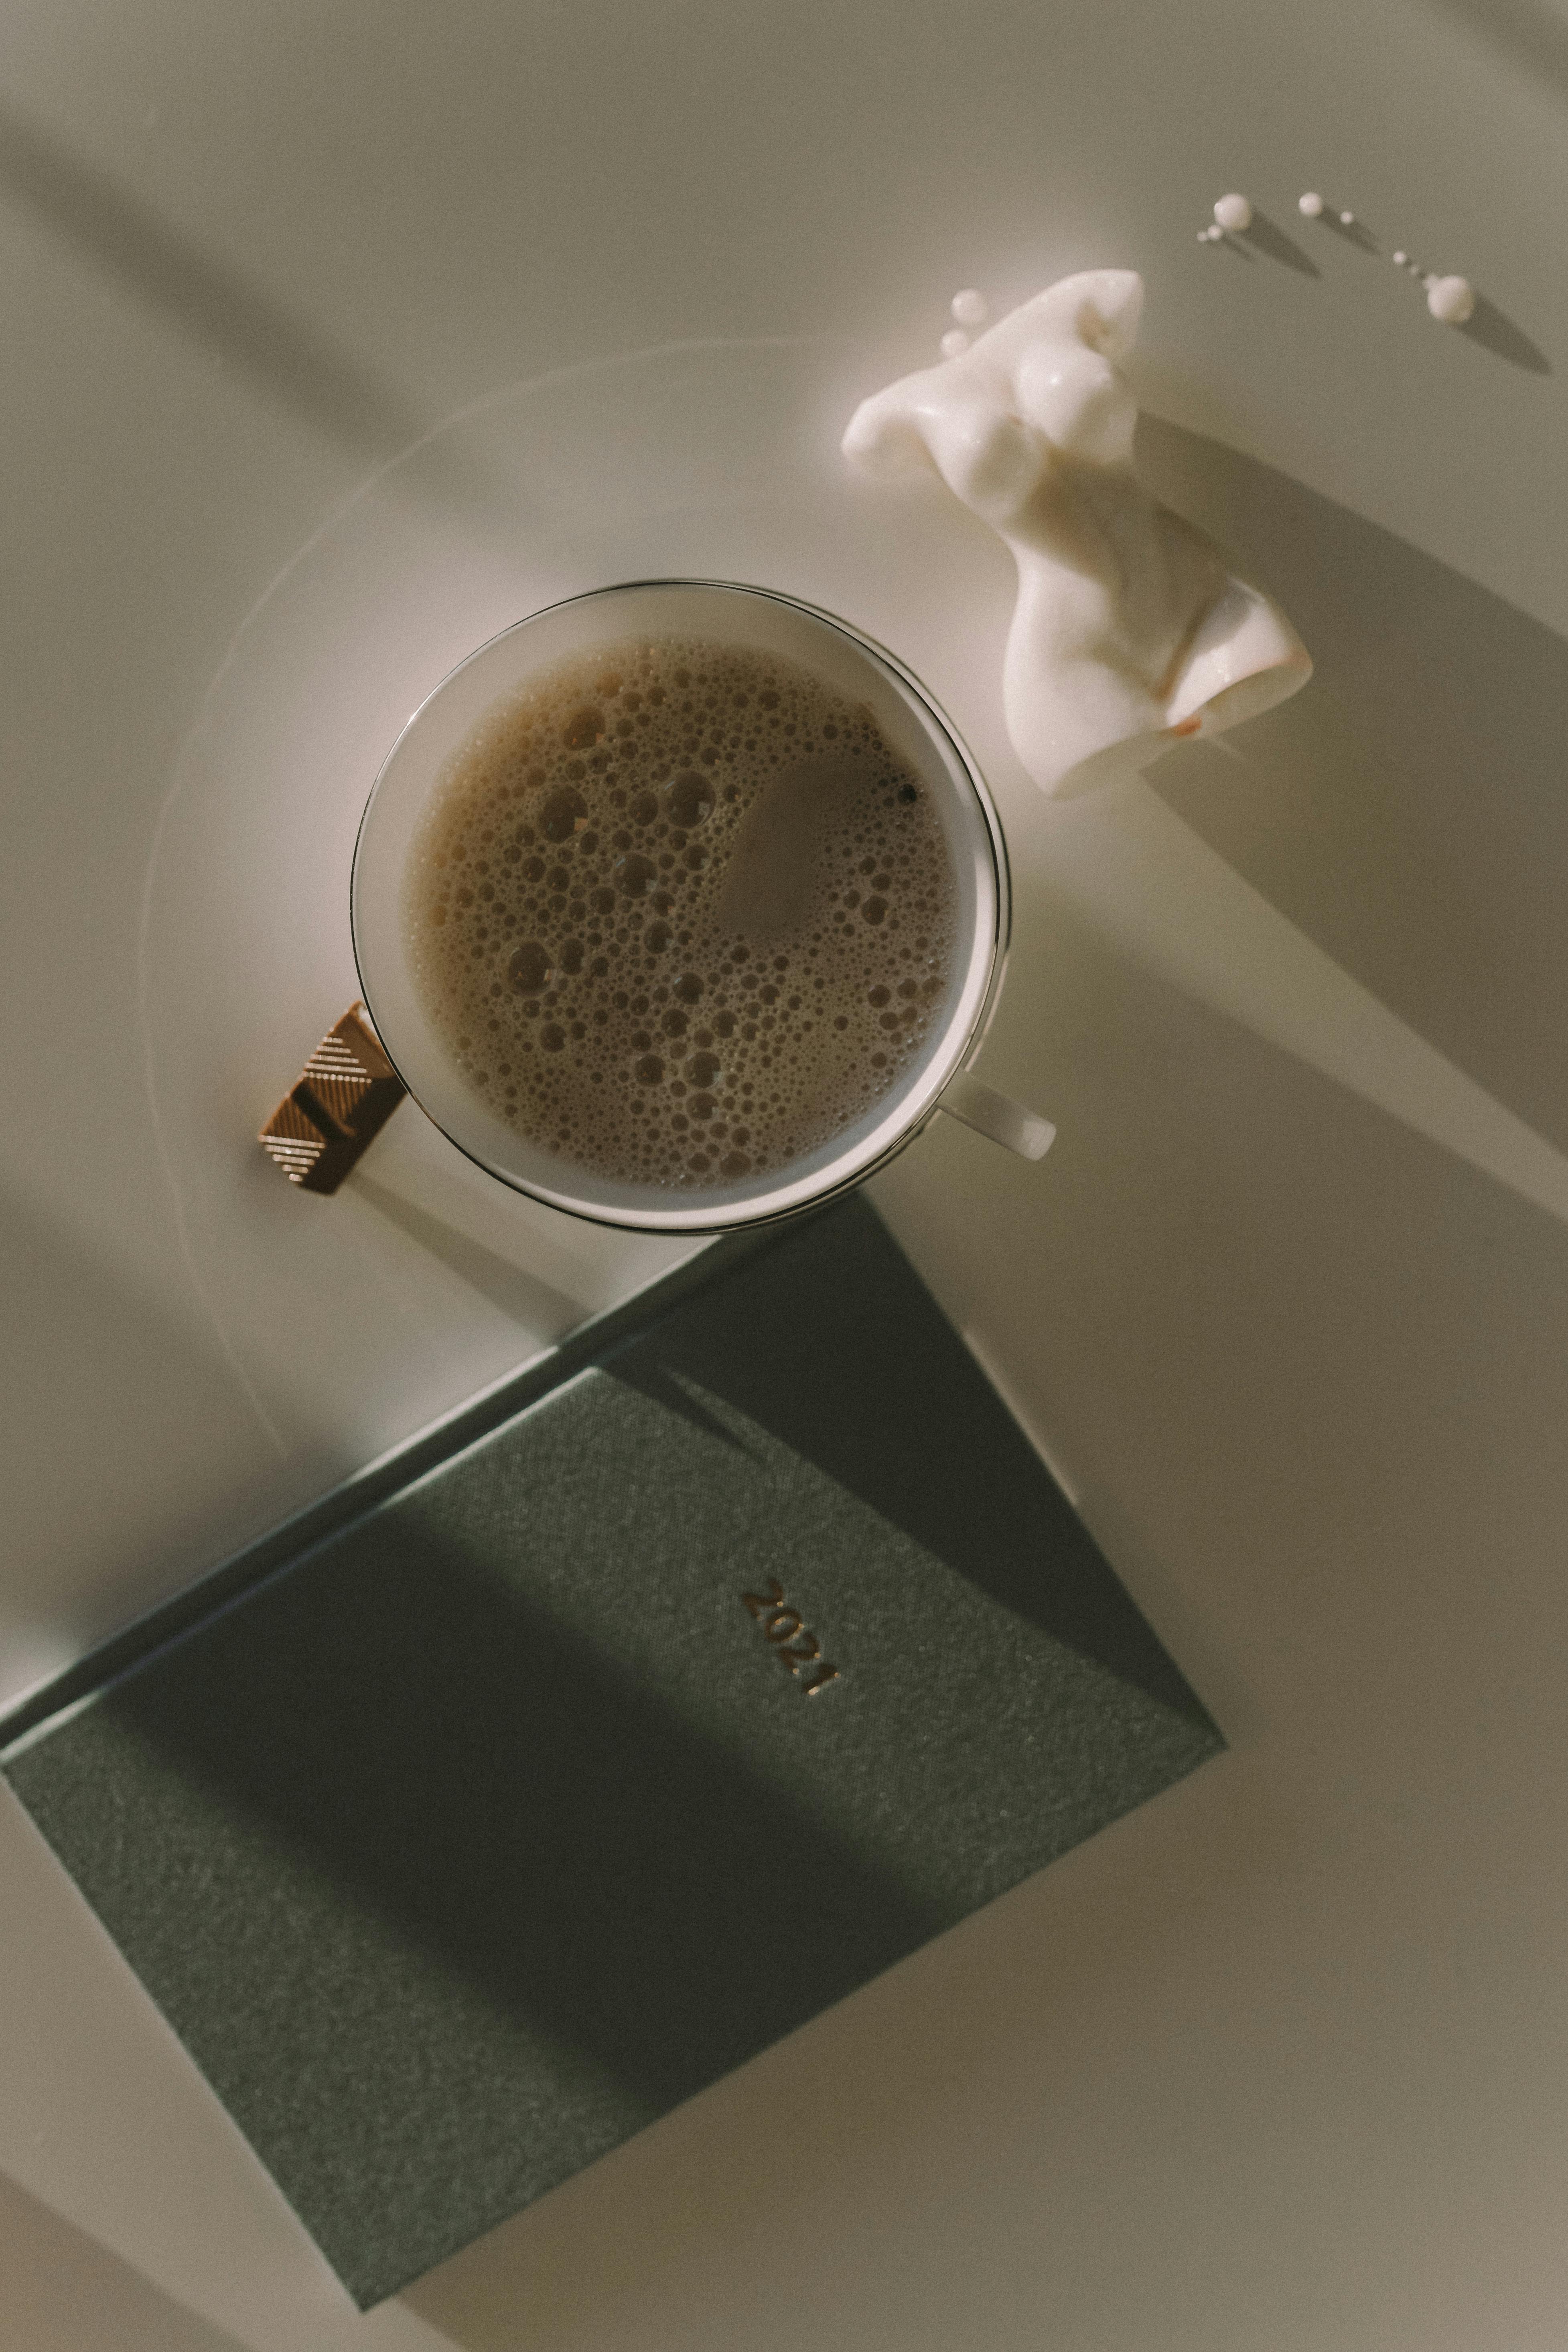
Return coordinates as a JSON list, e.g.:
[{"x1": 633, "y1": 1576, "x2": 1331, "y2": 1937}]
[{"x1": 2, "y1": 1195, "x2": 1221, "y2": 2308}]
